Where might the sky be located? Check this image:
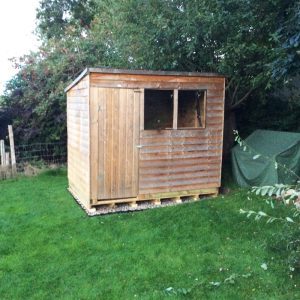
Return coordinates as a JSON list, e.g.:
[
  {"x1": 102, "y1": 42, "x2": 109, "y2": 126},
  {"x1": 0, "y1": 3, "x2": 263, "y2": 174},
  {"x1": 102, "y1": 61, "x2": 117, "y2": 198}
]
[{"x1": 0, "y1": 0, "x2": 40, "y2": 95}]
